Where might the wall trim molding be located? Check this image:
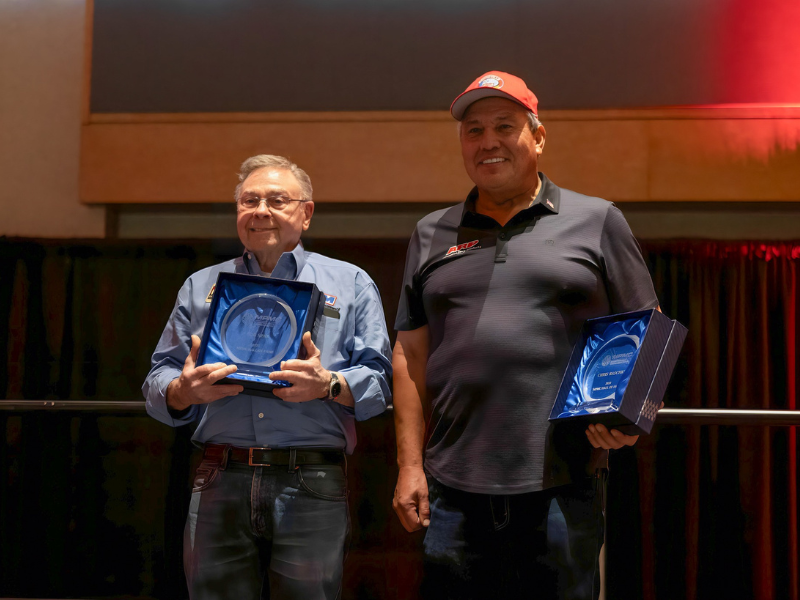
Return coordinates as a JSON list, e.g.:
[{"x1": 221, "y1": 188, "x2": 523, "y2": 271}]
[
  {"x1": 80, "y1": 106, "x2": 800, "y2": 205},
  {"x1": 87, "y1": 105, "x2": 800, "y2": 125}
]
